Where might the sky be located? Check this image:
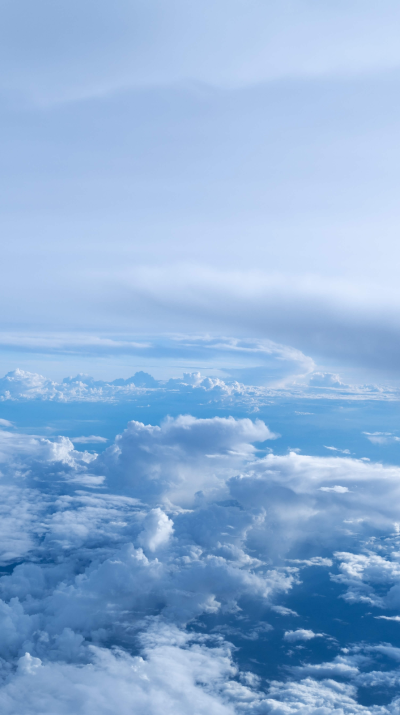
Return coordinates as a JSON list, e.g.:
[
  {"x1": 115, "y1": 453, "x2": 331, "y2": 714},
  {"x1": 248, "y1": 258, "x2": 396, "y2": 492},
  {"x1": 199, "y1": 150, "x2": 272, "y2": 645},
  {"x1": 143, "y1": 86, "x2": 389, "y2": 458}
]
[
  {"x1": 2, "y1": 0, "x2": 400, "y2": 380},
  {"x1": 2, "y1": 3, "x2": 400, "y2": 713}
]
